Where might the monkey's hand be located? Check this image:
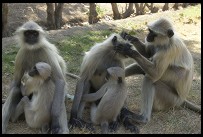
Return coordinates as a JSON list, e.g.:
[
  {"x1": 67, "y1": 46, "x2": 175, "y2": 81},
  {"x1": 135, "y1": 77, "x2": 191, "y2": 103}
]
[
  {"x1": 120, "y1": 31, "x2": 139, "y2": 42},
  {"x1": 114, "y1": 43, "x2": 138, "y2": 58}
]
